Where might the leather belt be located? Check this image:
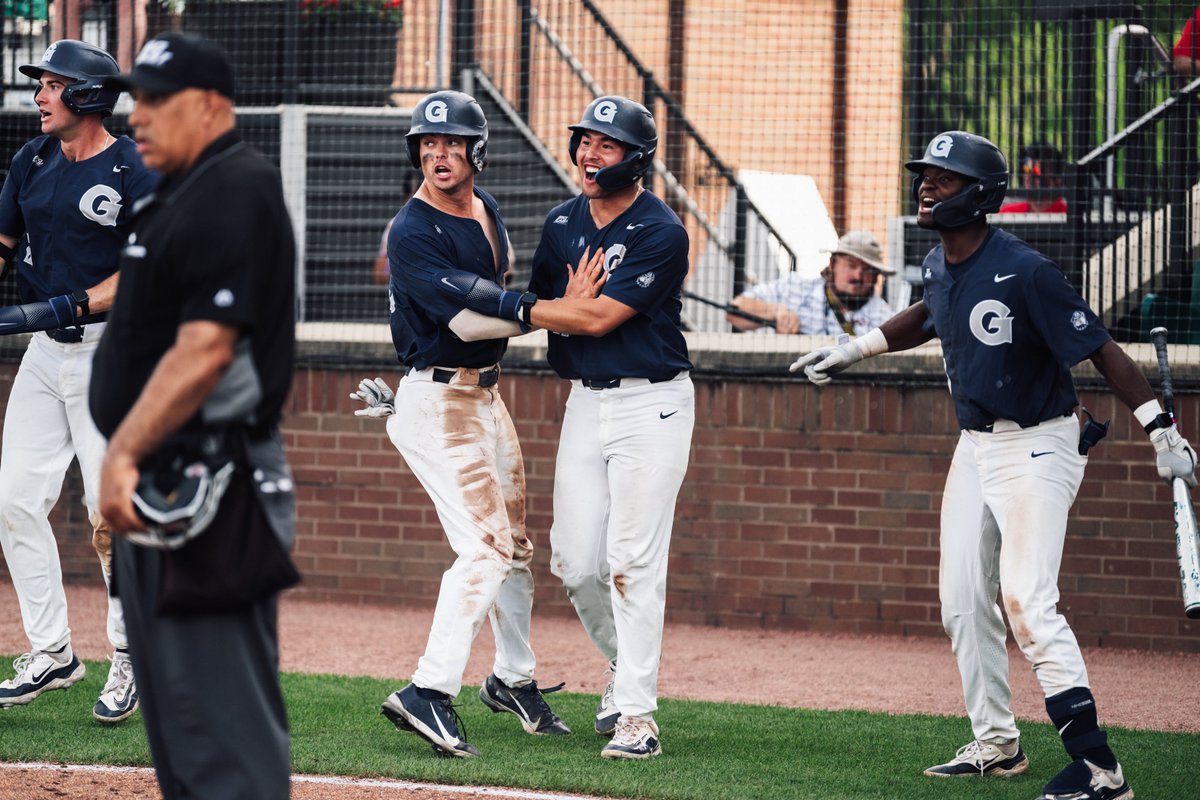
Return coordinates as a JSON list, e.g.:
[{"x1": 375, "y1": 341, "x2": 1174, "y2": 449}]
[
  {"x1": 580, "y1": 375, "x2": 676, "y2": 390},
  {"x1": 430, "y1": 366, "x2": 500, "y2": 388},
  {"x1": 971, "y1": 412, "x2": 1073, "y2": 433},
  {"x1": 46, "y1": 327, "x2": 84, "y2": 344}
]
